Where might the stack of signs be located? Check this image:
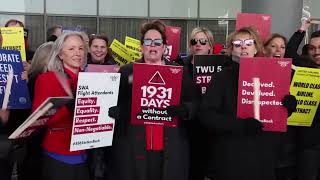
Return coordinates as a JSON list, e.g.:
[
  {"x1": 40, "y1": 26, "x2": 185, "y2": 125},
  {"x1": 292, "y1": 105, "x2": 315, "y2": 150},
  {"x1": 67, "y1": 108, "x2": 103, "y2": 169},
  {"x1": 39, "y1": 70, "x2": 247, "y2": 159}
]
[
  {"x1": 0, "y1": 27, "x2": 26, "y2": 61},
  {"x1": 165, "y1": 26, "x2": 181, "y2": 61},
  {"x1": 131, "y1": 63, "x2": 183, "y2": 127},
  {"x1": 9, "y1": 96, "x2": 73, "y2": 139},
  {"x1": 9, "y1": 72, "x2": 73, "y2": 139},
  {"x1": 0, "y1": 49, "x2": 31, "y2": 109},
  {"x1": 110, "y1": 39, "x2": 134, "y2": 65},
  {"x1": 236, "y1": 13, "x2": 272, "y2": 40},
  {"x1": 288, "y1": 67, "x2": 320, "y2": 126},
  {"x1": 193, "y1": 55, "x2": 228, "y2": 94},
  {"x1": 125, "y1": 36, "x2": 142, "y2": 60},
  {"x1": 70, "y1": 72, "x2": 120, "y2": 151},
  {"x1": 237, "y1": 57, "x2": 292, "y2": 132}
]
